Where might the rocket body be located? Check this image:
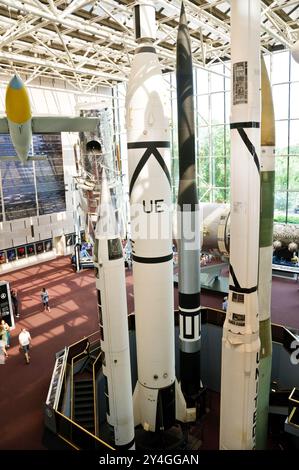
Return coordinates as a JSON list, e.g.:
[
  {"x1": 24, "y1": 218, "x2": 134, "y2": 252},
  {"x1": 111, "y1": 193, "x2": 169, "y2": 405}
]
[
  {"x1": 126, "y1": 3, "x2": 176, "y2": 432},
  {"x1": 94, "y1": 174, "x2": 135, "y2": 449},
  {"x1": 5, "y1": 75, "x2": 32, "y2": 163},
  {"x1": 176, "y1": 3, "x2": 201, "y2": 403},
  {"x1": 256, "y1": 56, "x2": 275, "y2": 449},
  {"x1": 219, "y1": 0, "x2": 261, "y2": 450},
  {"x1": 126, "y1": 44, "x2": 175, "y2": 431}
]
